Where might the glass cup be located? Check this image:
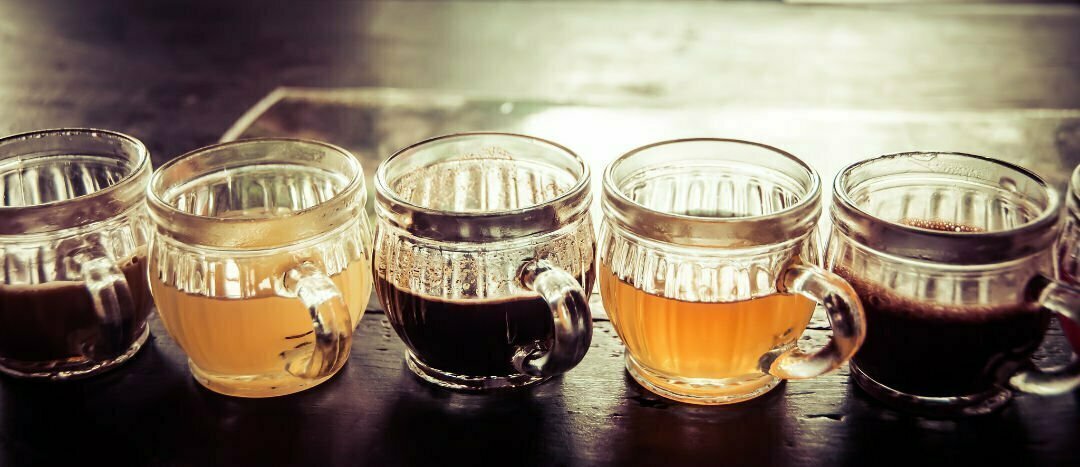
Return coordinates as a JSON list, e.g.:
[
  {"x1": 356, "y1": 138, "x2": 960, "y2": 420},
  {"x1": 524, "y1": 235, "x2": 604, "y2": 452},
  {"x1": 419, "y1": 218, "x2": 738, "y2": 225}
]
[
  {"x1": 1056, "y1": 164, "x2": 1080, "y2": 354},
  {"x1": 827, "y1": 151, "x2": 1080, "y2": 417},
  {"x1": 598, "y1": 138, "x2": 866, "y2": 405},
  {"x1": 147, "y1": 138, "x2": 372, "y2": 397},
  {"x1": 373, "y1": 133, "x2": 595, "y2": 391},
  {"x1": 0, "y1": 129, "x2": 153, "y2": 380}
]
